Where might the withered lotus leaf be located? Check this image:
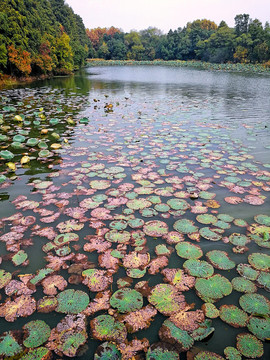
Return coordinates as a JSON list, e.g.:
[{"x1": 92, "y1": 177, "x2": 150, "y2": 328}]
[
  {"x1": 83, "y1": 290, "x2": 111, "y2": 316},
  {"x1": 169, "y1": 309, "x2": 205, "y2": 332},
  {"x1": 5, "y1": 279, "x2": 36, "y2": 296},
  {"x1": 37, "y1": 296, "x2": 58, "y2": 313},
  {"x1": 0, "y1": 269, "x2": 12, "y2": 289},
  {"x1": 98, "y1": 250, "x2": 120, "y2": 271},
  {"x1": 159, "y1": 319, "x2": 194, "y2": 351},
  {"x1": 219, "y1": 305, "x2": 249, "y2": 328},
  {"x1": 148, "y1": 284, "x2": 187, "y2": 316},
  {"x1": 161, "y1": 268, "x2": 195, "y2": 291},
  {"x1": 122, "y1": 251, "x2": 150, "y2": 268},
  {"x1": 90, "y1": 315, "x2": 127, "y2": 343},
  {"x1": 46, "y1": 314, "x2": 87, "y2": 357},
  {"x1": 23, "y1": 320, "x2": 51, "y2": 348},
  {"x1": 0, "y1": 295, "x2": 36, "y2": 322},
  {"x1": 146, "y1": 343, "x2": 179, "y2": 360},
  {"x1": 143, "y1": 220, "x2": 169, "y2": 237},
  {"x1": 94, "y1": 342, "x2": 121, "y2": 359},
  {"x1": 82, "y1": 269, "x2": 113, "y2": 292},
  {"x1": 191, "y1": 319, "x2": 215, "y2": 341},
  {"x1": 117, "y1": 338, "x2": 149, "y2": 360},
  {"x1": 121, "y1": 305, "x2": 157, "y2": 333},
  {"x1": 56, "y1": 289, "x2": 89, "y2": 314},
  {"x1": 110, "y1": 288, "x2": 143, "y2": 313},
  {"x1": 41, "y1": 275, "x2": 68, "y2": 295},
  {"x1": 0, "y1": 331, "x2": 22, "y2": 357},
  {"x1": 194, "y1": 351, "x2": 224, "y2": 359},
  {"x1": 54, "y1": 233, "x2": 79, "y2": 246},
  {"x1": 105, "y1": 230, "x2": 131, "y2": 244},
  {"x1": 147, "y1": 256, "x2": 169, "y2": 275}
]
